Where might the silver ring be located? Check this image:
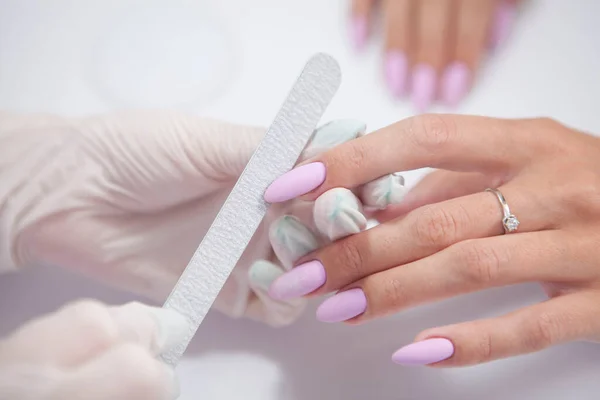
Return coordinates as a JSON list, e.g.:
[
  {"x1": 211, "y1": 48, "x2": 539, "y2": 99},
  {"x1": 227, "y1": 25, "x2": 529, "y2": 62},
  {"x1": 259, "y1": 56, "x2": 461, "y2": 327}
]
[{"x1": 485, "y1": 188, "x2": 520, "y2": 233}]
